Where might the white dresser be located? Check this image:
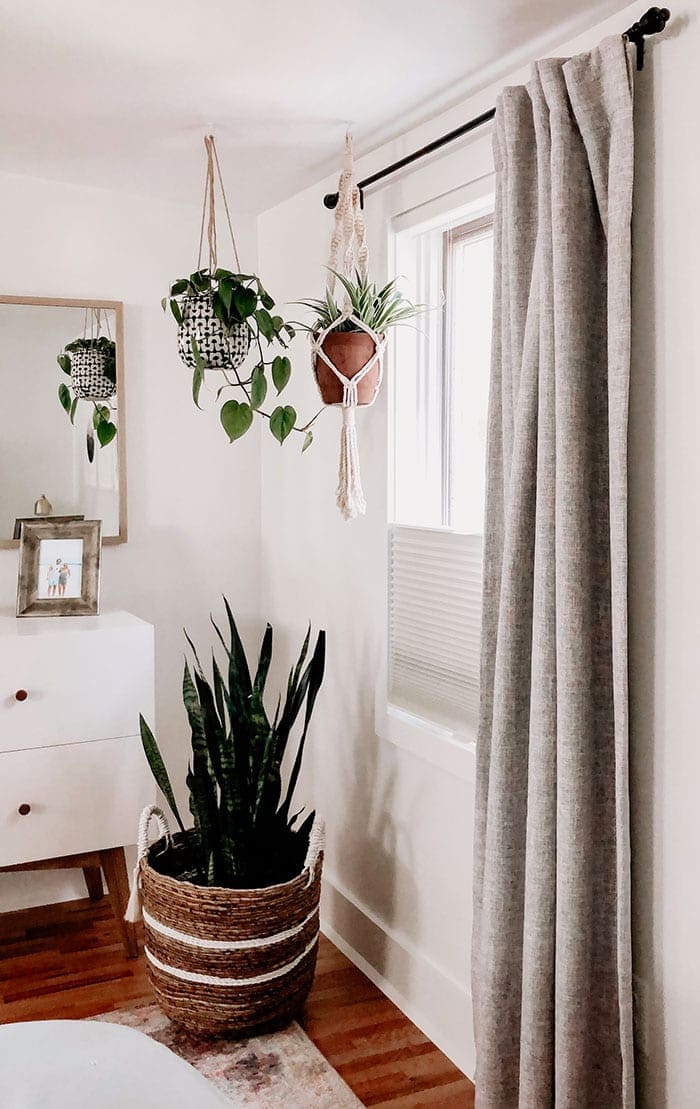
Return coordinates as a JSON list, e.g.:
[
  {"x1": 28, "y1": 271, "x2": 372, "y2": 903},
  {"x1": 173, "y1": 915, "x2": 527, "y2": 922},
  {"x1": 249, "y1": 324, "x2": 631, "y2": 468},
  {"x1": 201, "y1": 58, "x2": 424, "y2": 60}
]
[{"x1": 0, "y1": 610, "x2": 155, "y2": 955}]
